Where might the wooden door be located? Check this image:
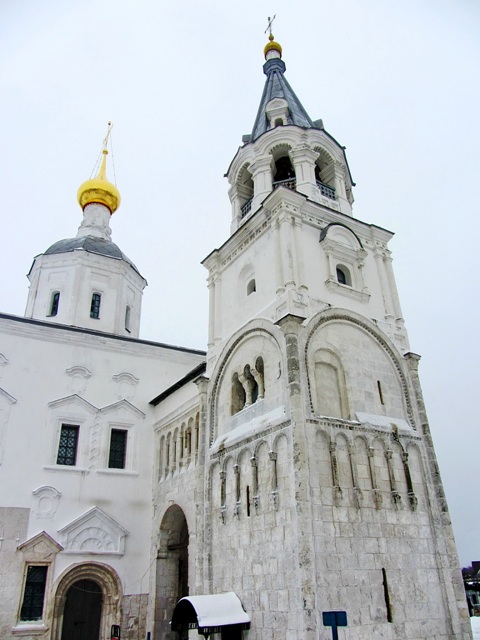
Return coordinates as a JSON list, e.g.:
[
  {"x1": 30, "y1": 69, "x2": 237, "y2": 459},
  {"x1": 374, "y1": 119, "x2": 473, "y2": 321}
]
[{"x1": 61, "y1": 579, "x2": 102, "y2": 640}]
